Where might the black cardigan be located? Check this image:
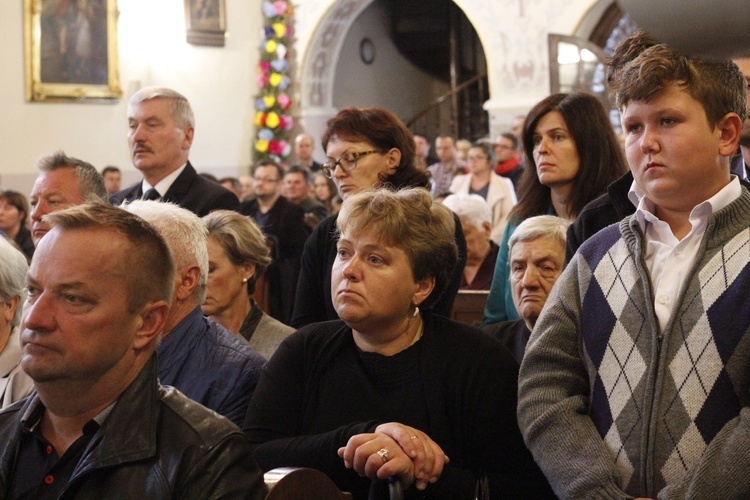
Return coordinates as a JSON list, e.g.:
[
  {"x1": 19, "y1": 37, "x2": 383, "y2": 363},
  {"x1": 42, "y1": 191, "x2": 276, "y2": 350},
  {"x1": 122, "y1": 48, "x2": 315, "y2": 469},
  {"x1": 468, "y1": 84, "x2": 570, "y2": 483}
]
[{"x1": 244, "y1": 312, "x2": 553, "y2": 499}]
